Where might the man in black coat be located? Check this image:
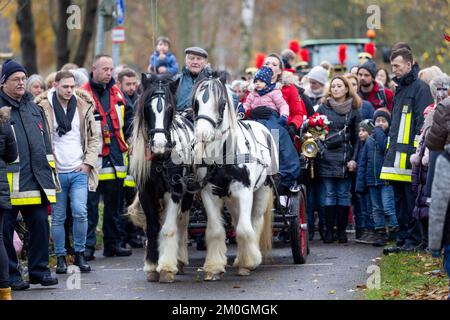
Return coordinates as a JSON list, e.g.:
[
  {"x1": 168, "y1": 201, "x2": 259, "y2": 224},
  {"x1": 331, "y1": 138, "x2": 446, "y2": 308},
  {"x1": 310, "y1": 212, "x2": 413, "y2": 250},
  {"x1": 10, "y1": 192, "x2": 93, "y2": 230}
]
[
  {"x1": 0, "y1": 60, "x2": 59, "y2": 290},
  {"x1": 380, "y1": 48, "x2": 433, "y2": 253}
]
